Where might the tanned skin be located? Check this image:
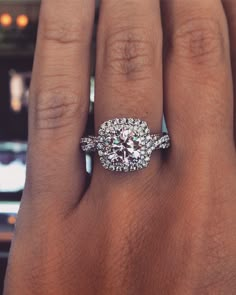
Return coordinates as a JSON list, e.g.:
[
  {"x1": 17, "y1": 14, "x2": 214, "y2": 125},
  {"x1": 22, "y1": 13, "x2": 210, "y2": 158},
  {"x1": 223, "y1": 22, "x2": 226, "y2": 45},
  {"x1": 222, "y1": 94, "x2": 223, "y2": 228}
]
[{"x1": 4, "y1": 0, "x2": 236, "y2": 294}]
